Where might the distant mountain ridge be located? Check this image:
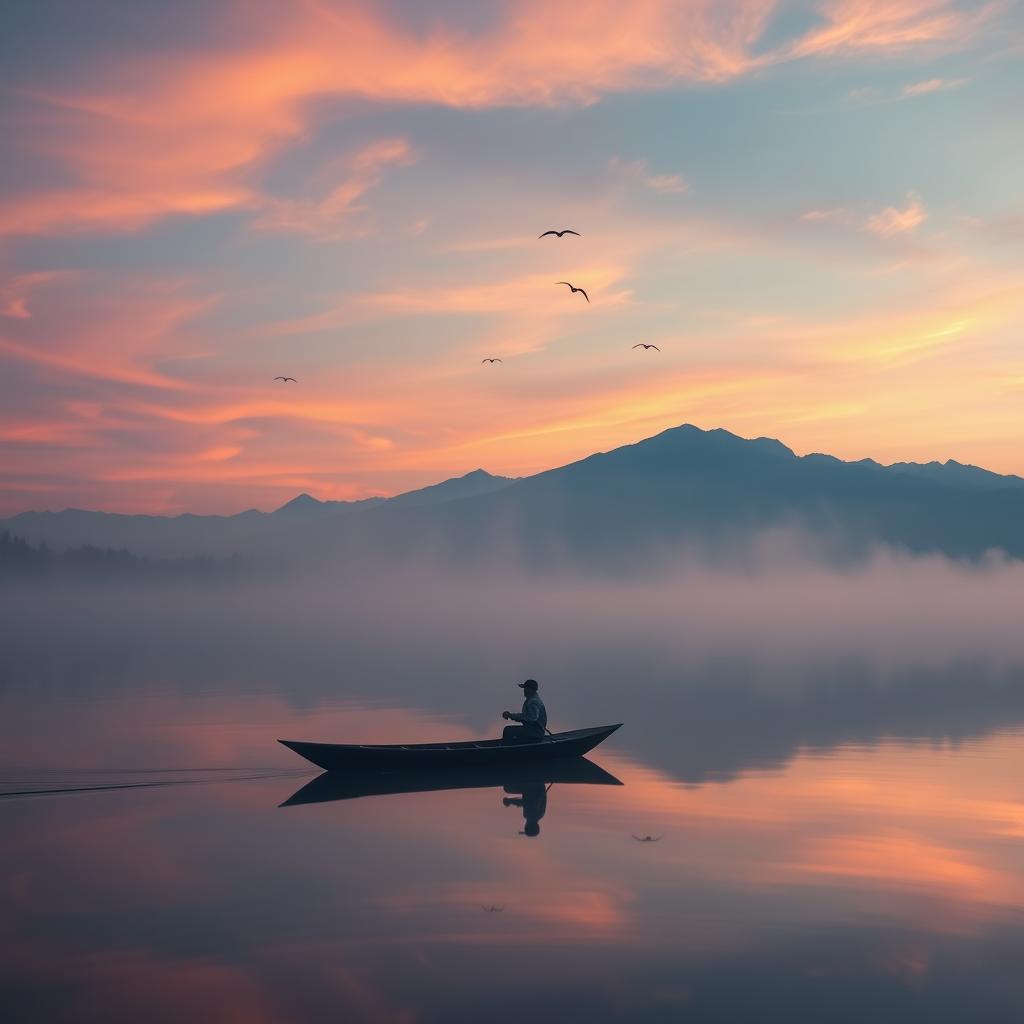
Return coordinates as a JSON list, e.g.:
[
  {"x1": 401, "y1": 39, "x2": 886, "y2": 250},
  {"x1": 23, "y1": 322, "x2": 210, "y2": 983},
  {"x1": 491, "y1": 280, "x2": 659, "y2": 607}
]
[
  {"x1": 883, "y1": 458, "x2": 1024, "y2": 491},
  {"x1": 287, "y1": 424, "x2": 1024, "y2": 570},
  {"x1": 3, "y1": 469, "x2": 516, "y2": 557},
  {"x1": 4, "y1": 425, "x2": 1024, "y2": 566}
]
